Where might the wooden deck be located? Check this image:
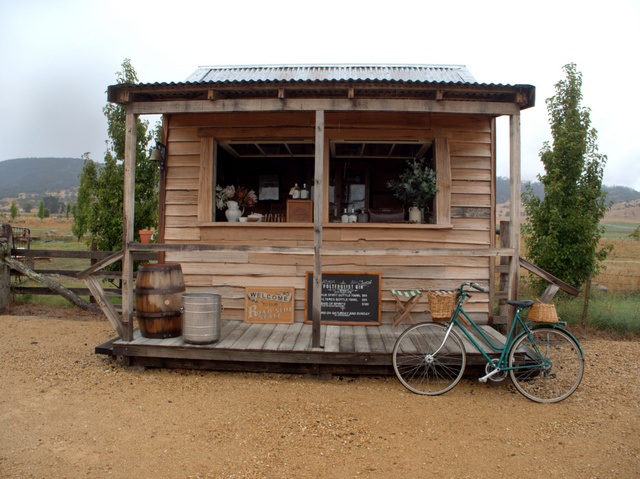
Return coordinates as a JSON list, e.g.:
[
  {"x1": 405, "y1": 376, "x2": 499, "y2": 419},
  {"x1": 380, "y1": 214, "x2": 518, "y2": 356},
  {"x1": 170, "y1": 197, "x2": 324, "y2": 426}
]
[{"x1": 96, "y1": 321, "x2": 508, "y2": 375}]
